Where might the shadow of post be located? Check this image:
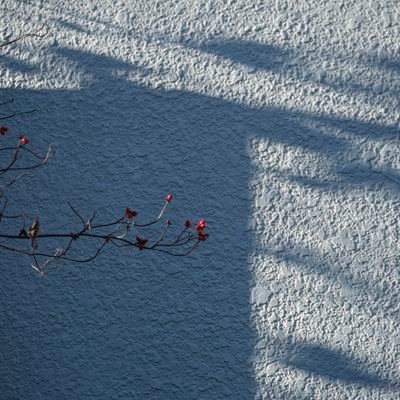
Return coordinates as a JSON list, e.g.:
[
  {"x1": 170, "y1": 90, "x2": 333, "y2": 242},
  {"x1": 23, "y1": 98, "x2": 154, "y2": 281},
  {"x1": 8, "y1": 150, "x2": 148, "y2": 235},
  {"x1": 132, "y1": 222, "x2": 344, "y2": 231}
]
[{"x1": 0, "y1": 41, "x2": 399, "y2": 399}]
